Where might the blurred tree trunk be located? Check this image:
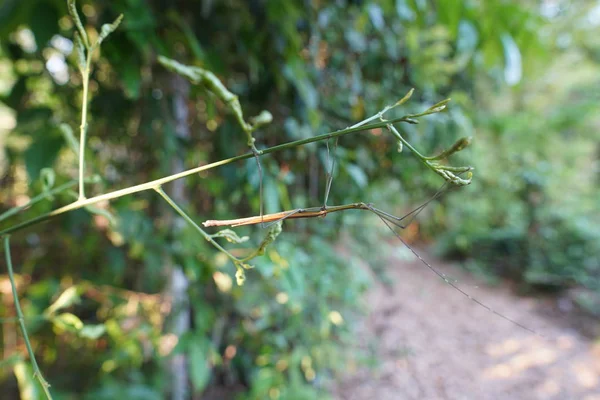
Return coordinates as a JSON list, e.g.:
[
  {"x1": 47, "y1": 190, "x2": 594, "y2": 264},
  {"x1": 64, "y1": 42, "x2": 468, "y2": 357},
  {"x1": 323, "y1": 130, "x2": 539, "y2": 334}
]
[{"x1": 164, "y1": 74, "x2": 191, "y2": 400}]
